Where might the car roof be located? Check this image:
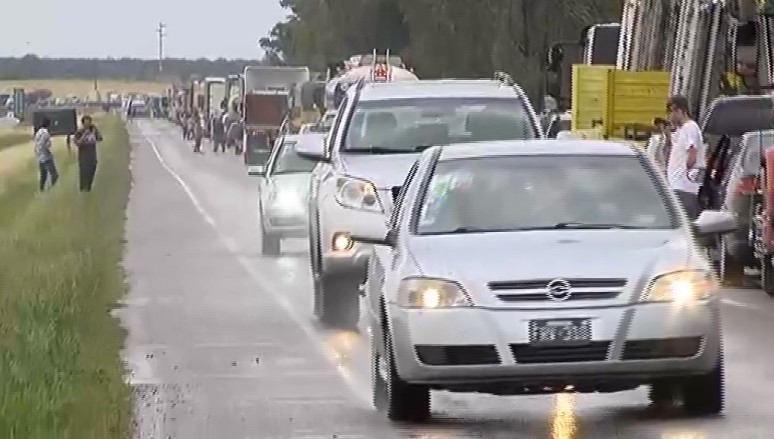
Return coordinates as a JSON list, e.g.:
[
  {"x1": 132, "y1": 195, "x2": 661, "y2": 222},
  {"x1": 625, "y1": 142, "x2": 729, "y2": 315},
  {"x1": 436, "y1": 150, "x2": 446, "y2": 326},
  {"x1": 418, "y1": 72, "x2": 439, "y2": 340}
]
[
  {"x1": 433, "y1": 140, "x2": 638, "y2": 161},
  {"x1": 356, "y1": 79, "x2": 528, "y2": 102}
]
